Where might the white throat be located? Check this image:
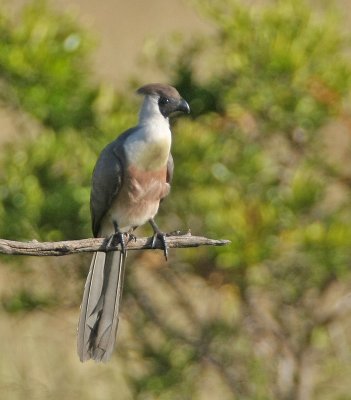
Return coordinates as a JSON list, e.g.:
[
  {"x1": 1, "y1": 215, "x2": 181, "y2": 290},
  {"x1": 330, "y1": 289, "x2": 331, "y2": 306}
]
[
  {"x1": 124, "y1": 95, "x2": 172, "y2": 170},
  {"x1": 138, "y1": 95, "x2": 168, "y2": 126}
]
